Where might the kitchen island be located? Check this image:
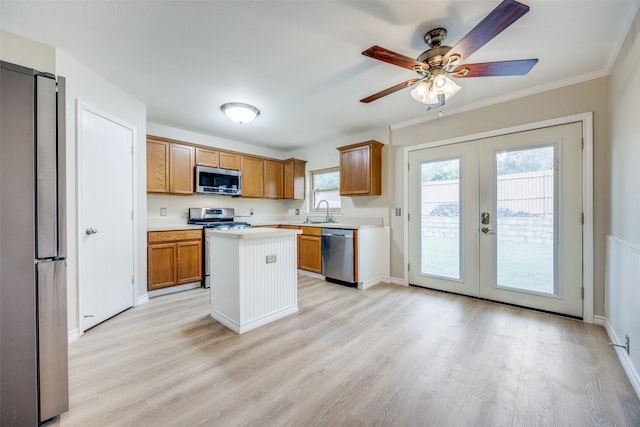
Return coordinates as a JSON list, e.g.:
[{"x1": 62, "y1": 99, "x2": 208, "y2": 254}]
[{"x1": 206, "y1": 227, "x2": 301, "y2": 334}]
